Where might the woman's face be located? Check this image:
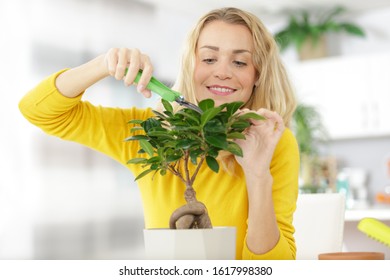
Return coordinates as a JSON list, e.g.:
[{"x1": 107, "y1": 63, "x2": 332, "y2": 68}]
[{"x1": 194, "y1": 20, "x2": 258, "y2": 107}]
